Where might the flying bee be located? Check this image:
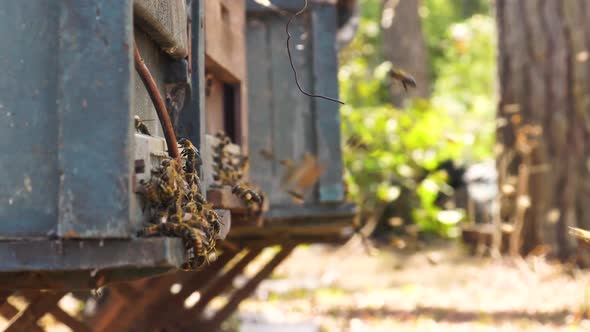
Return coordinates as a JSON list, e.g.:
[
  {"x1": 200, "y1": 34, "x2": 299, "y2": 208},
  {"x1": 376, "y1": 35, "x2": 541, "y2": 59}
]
[
  {"x1": 134, "y1": 115, "x2": 154, "y2": 136},
  {"x1": 345, "y1": 134, "x2": 370, "y2": 151},
  {"x1": 259, "y1": 149, "x2": 274, "y2": 160},
  {"x1": 287, "y1": 190, "x2": 305, "y2": 204},
  {"x1": 389, "y1": 68, "x2": 417, "y2": 92}
]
